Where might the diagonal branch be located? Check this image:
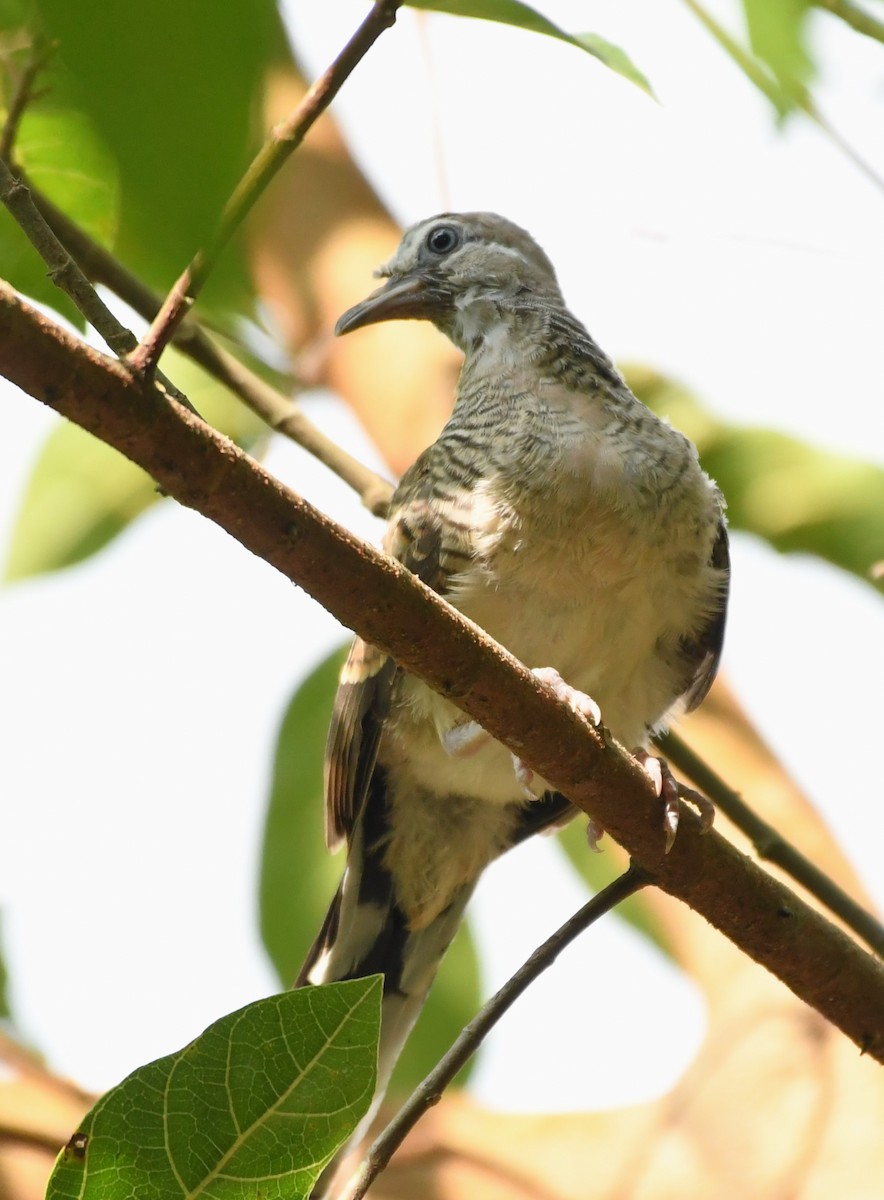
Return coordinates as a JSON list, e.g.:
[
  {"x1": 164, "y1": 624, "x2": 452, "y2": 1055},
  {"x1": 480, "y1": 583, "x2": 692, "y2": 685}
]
[
  {"x1": 24, "y1": 177, "x2": 393, "y2": 515},
  {"x1": 342, "y1": 865, "x2": 652, "y2": 1200},
  {"x1": 0, "y1": 158, "x2": 135, "y2": 359},
  {"x1": 815, "y1": 0, "x2": 884, "y2": 44},
  {"x1": 0, "y1": 158, "x2": 193, "y2": 410},
  {"x1": 128, "y1": 0, "x2": 404, "y2": 377},
  {"x1": 659, "y1": 730, "x2": 884, "y2": 957},
  {"x1": 0, "y1": 283, "x2": 881, "y2": 1059}
]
